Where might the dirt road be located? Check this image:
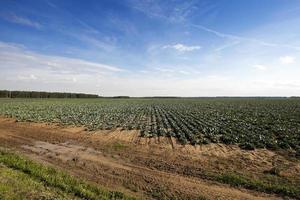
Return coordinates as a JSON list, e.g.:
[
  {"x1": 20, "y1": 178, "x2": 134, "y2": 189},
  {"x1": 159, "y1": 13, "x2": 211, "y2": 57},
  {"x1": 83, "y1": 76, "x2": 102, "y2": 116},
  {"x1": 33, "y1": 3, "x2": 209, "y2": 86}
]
[{"x1": 0, "y1": 117, "x2": 295, "y2": 199}]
